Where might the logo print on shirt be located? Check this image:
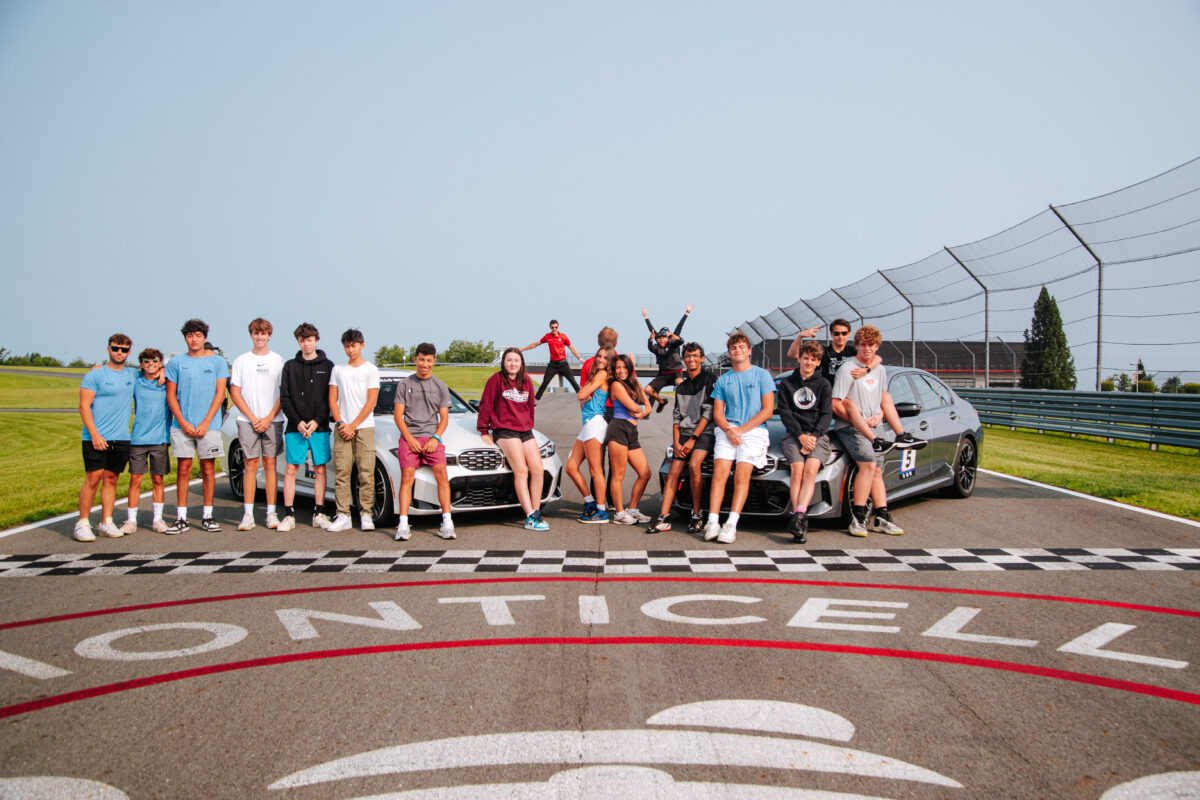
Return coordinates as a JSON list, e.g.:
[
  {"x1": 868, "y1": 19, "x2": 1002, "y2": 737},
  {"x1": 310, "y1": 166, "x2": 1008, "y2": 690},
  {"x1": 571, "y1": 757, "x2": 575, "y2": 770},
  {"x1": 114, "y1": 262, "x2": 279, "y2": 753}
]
[
  {"x1": 502, "y1": 388, "x2": 529, "y2": 403},
  {"x1": 792, "y1": 387, "x2": 816, "y2": 410},
  {"x1": 863, "y1": 376, "x2": 877, "y2": 390}
]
